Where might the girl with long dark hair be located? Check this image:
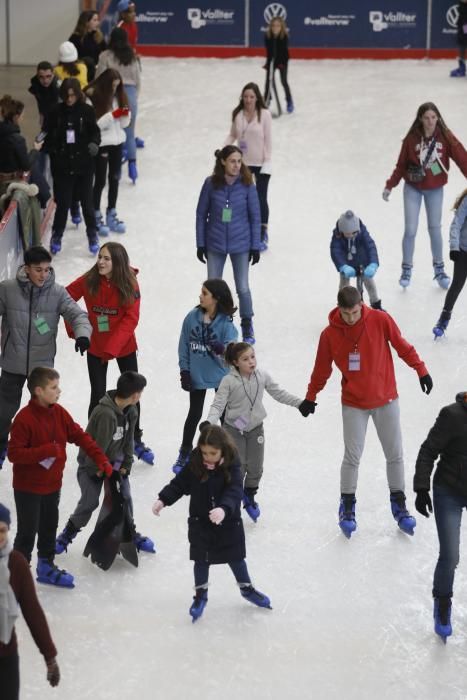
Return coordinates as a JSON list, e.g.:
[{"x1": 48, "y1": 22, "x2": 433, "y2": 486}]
[{"x1": 69, "y1": 10, "x2": 107, "y2": 82}]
